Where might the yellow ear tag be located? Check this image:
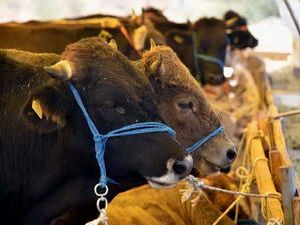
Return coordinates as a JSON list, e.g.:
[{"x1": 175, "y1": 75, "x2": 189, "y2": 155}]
[
  {"x1": 32, "y1": 100, "x2": 43, "y2": 119},
  {"x1": 174, "y1": 35, "x2": 183, "y2": 44},
  {"x1": 225, "y1": 17, "x2": 238, "y2": 27}
]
